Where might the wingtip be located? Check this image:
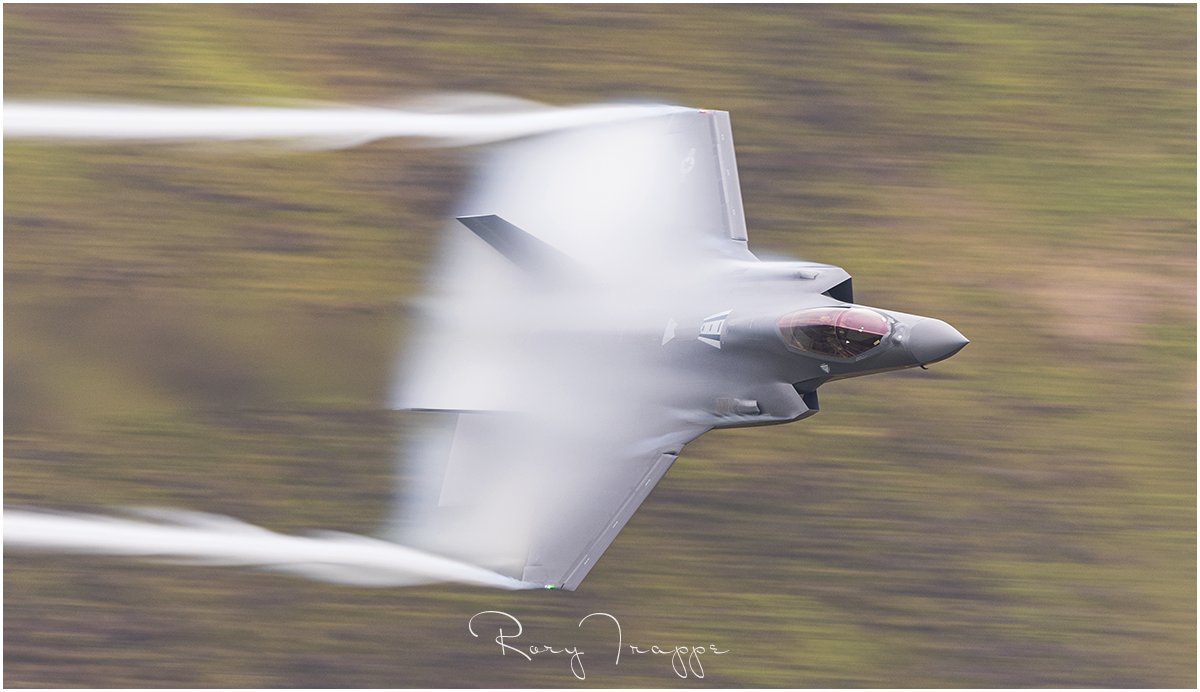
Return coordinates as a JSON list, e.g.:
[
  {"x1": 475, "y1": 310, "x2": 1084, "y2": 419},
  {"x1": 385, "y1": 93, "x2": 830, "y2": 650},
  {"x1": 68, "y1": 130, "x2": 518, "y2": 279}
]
[{"x1": 516, "y1": 582, "x2": 571, "y2": 592}]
